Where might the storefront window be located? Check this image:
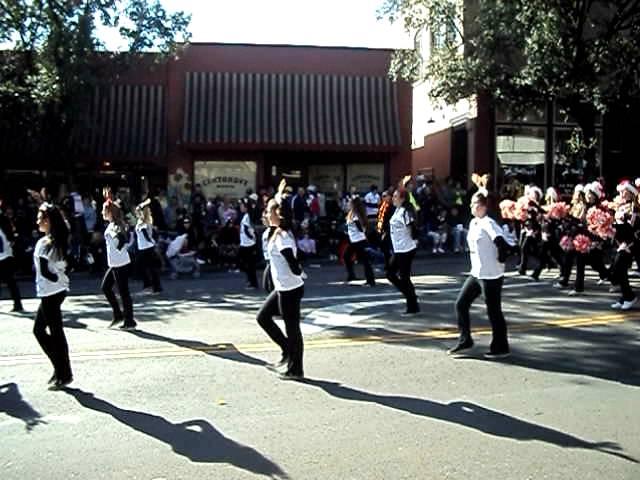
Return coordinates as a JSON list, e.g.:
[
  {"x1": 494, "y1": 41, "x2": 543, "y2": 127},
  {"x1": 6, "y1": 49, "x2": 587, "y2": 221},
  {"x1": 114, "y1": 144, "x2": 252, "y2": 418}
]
[
  {"x1": 553, "y1": 128, "x2": 602, "y2": 196},
  {"x1": 496, "y1": 126, "x2": 546, "y2": 189},
  {"x1": 496, "y1": 105, "x2": 546, "y2": 124},
  {"x1": 346, "y1": 164, "x2": 385, "y2": 195},
  {"x1": 308, "y1": 164, "x2": 344, "y2": 194},
  {"x1": 193, "y1": 160, "x2": 257, "y2": 199},
  {"x1": 554, "y1": 105, "x2": 603, "y2": 126}
]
